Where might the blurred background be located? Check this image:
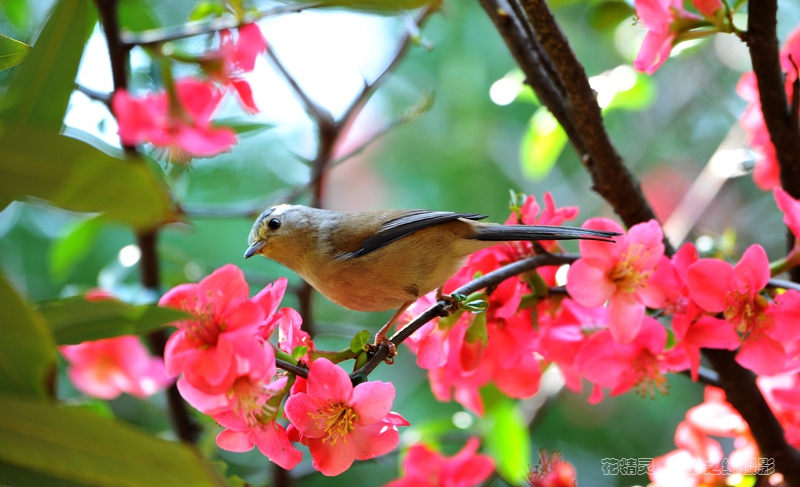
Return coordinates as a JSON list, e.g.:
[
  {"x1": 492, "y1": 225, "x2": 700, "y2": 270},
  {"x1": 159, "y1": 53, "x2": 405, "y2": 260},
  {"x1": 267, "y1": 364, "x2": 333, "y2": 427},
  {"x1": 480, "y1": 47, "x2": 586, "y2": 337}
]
[{"x1": 3, "y1": 0, "x2": 800, "y2": 485}]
